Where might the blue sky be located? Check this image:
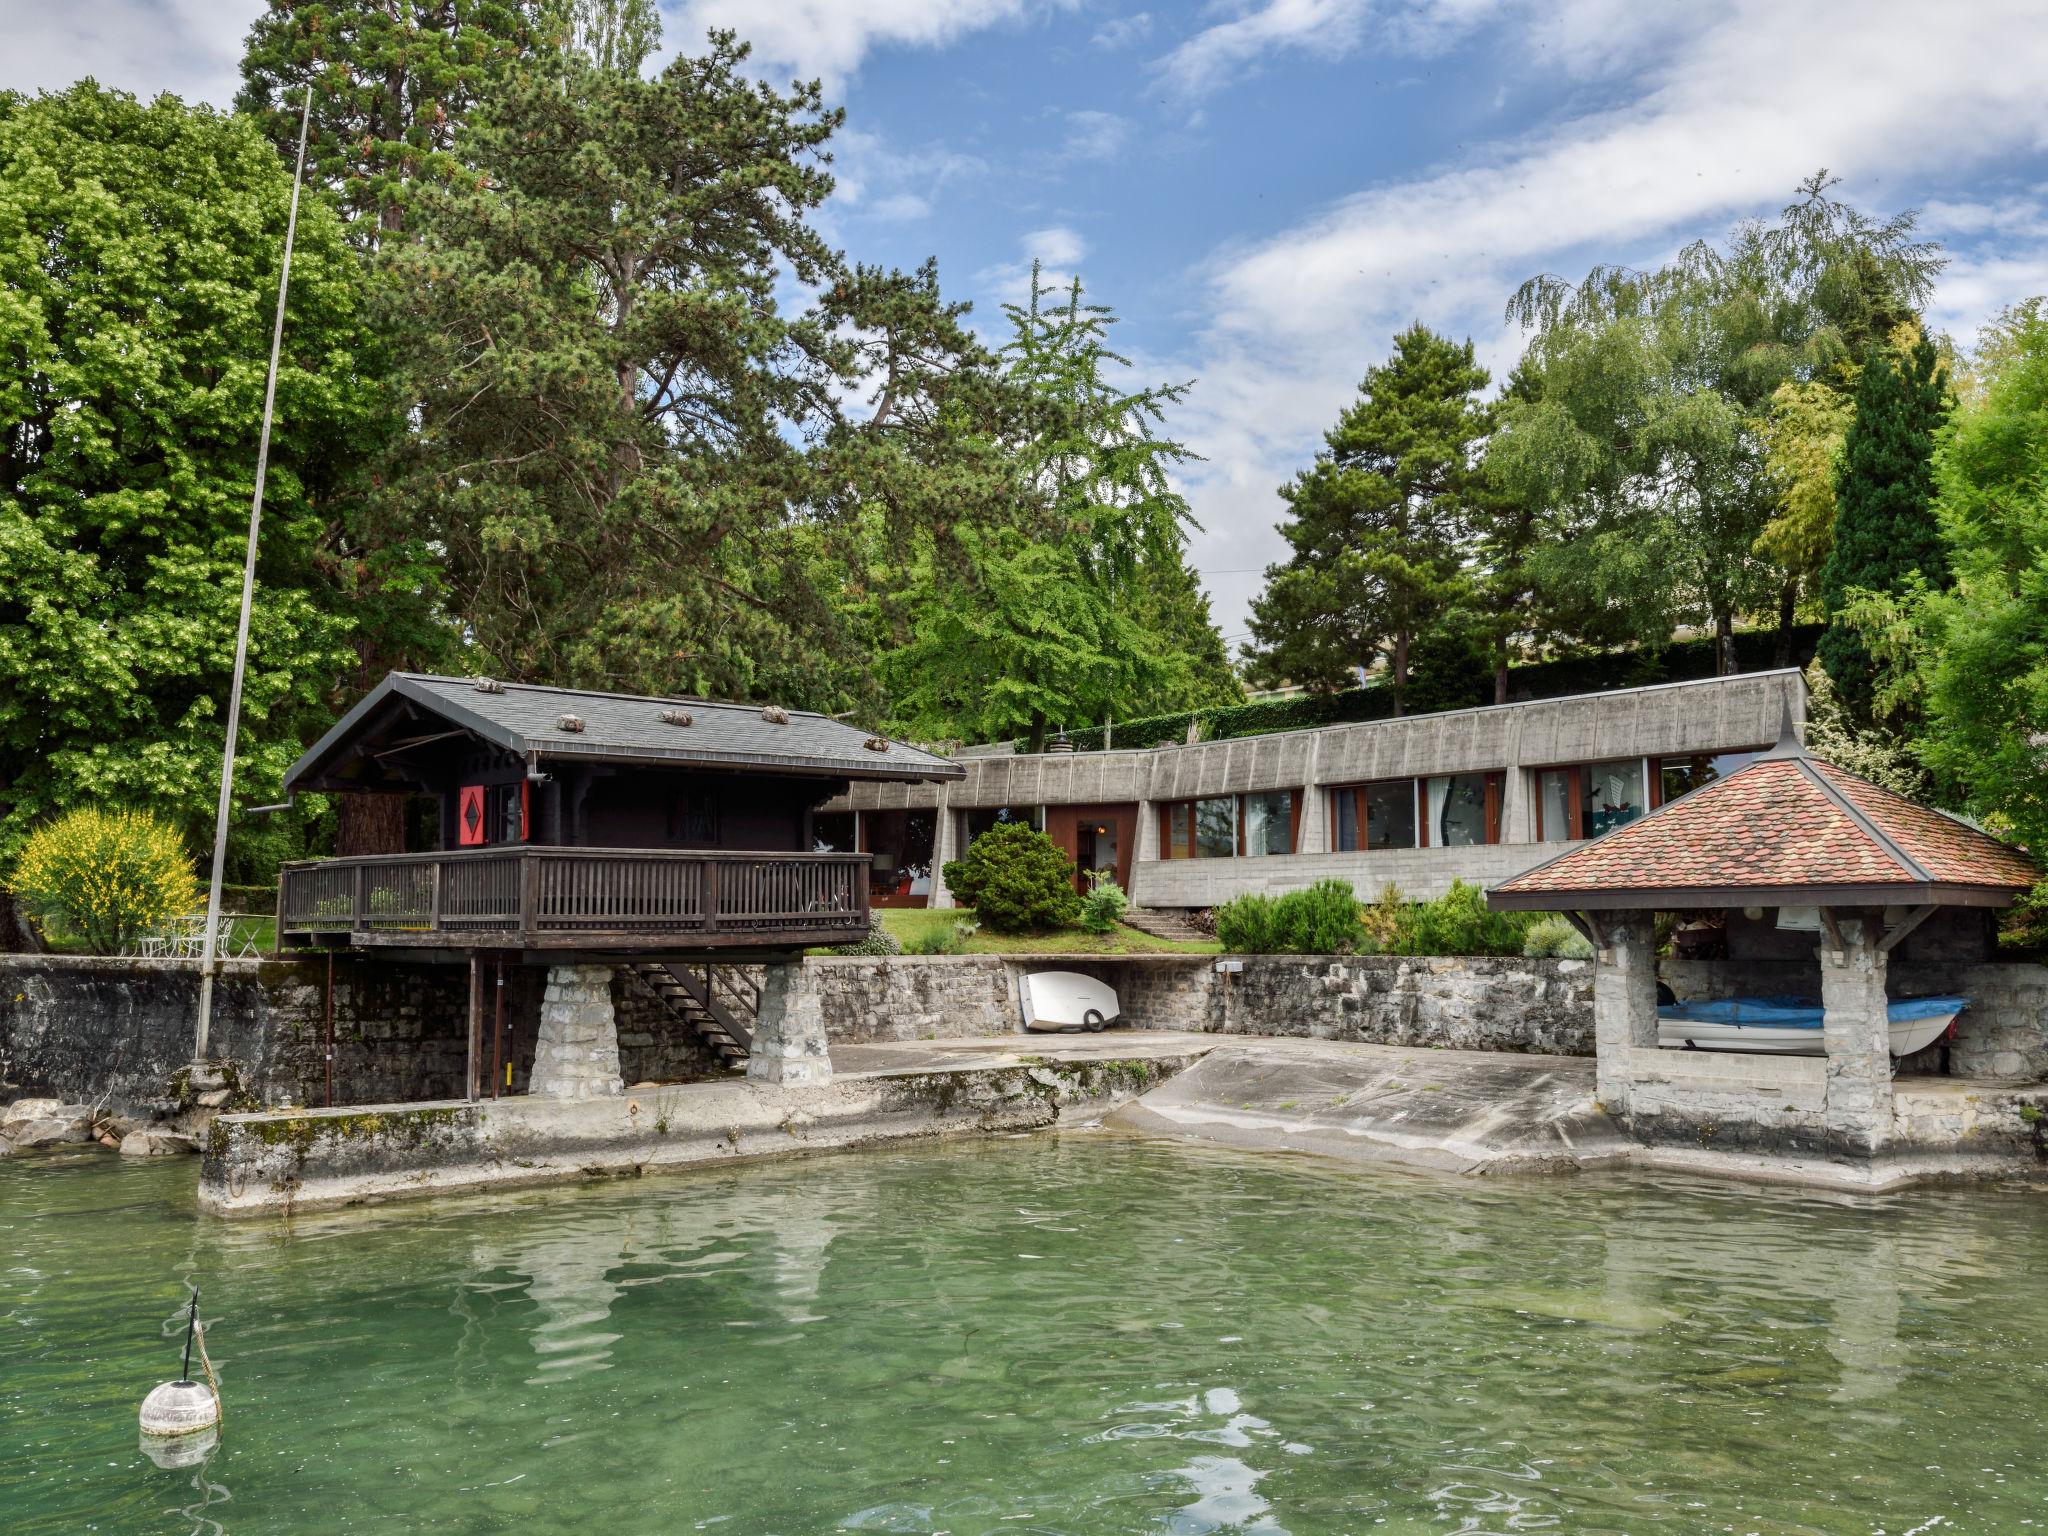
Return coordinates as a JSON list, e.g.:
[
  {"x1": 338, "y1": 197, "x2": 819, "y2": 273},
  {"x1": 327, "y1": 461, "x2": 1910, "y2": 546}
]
[{"x1": 13, "y1": 0, "x2": 2048, "y2": 648}]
